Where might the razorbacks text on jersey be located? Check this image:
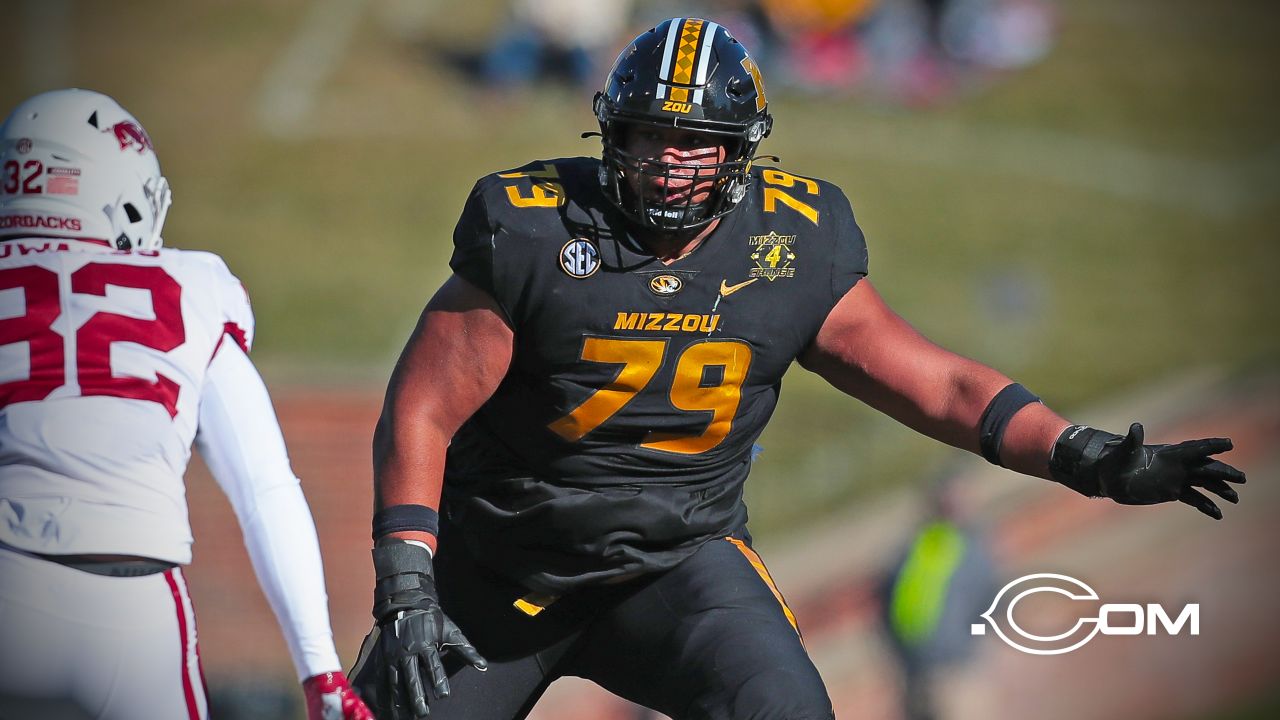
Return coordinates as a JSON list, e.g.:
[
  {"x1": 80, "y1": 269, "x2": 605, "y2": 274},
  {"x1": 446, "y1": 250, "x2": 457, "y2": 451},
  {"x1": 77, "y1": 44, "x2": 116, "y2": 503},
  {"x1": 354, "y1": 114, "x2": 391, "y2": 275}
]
[
  {"x1": 444, "y1": 157, "x2": 868, "y2": 593},
  {"x1": 0, "y1": 237, "x2": 252, "y2": 562}
]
